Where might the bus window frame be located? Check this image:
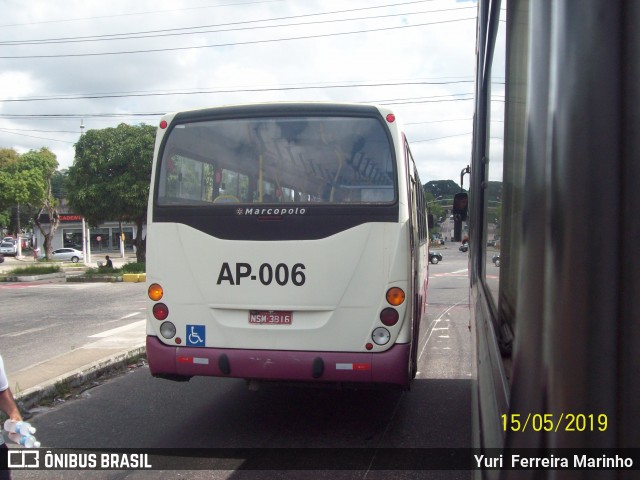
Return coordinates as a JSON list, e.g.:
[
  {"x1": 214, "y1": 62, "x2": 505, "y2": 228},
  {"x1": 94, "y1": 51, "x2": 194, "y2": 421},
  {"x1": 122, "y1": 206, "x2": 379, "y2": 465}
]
[{"x1": 153, "y1": 110, "x2": 400, "y2": 210}]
